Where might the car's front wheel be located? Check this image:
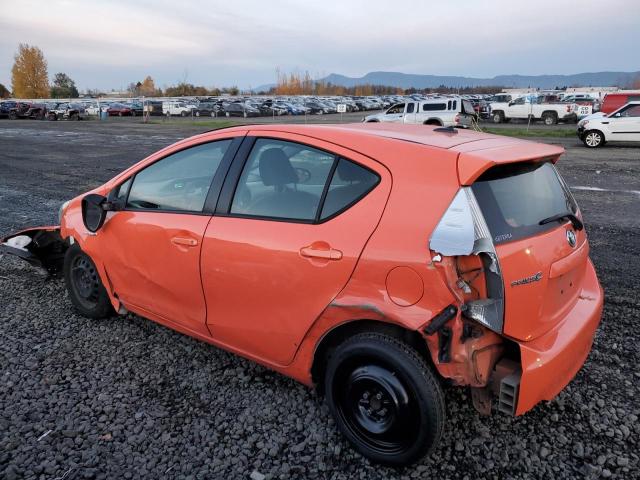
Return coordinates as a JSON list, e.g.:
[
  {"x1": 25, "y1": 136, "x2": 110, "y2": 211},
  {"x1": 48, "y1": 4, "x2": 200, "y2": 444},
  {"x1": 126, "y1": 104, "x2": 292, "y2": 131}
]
[
  {"x1": 324, "y1": 333, "x2": 445, "y2": 466},
  {"x1": 583, "y1": 130, "x2": 605, "y2": 148},
  {"x1": 63, "y1": 244, "x2": 113, "y2": 319}
]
